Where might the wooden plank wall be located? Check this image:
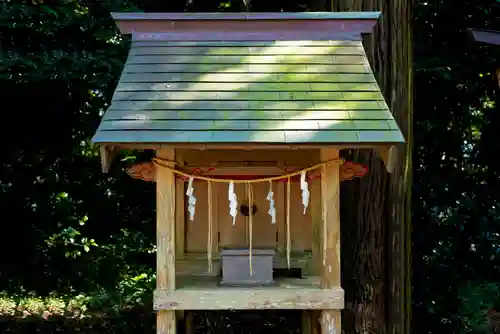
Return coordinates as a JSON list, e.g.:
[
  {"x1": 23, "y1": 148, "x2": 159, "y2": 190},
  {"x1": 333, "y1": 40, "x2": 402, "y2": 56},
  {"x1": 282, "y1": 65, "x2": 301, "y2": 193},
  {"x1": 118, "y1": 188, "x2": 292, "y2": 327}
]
[{"x1": 177, "y1": 149, "x2": 319, "y2": 259}]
